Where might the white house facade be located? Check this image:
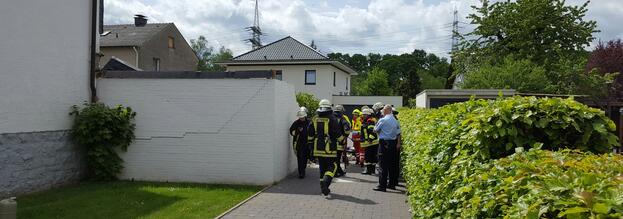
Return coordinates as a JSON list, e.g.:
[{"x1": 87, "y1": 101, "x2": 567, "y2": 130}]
[
  {"x1": 219, "y1": 36, "x2": 357, "y2": 101},
  {"x1": 0, "y1": 0, "x2": 101, "y2": 197}
]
